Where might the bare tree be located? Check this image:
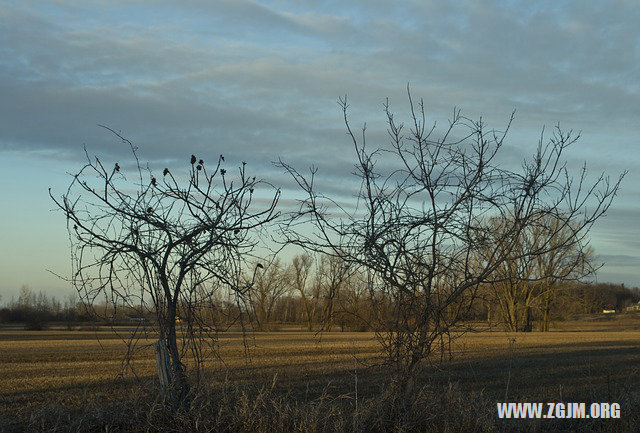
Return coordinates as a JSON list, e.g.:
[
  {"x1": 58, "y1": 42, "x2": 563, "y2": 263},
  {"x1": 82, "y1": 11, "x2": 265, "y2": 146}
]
[
  {"x1": 50, "y1": 128, "x2": 279, "y2": 403},
  {"x1": 488, "y1": 214, "x2": 595, "y2": 332},
  {"x1": 279, "y1": 87, "x2": 624, "y2": 385},
  {"x1": 290, "y1": 253, "x2": 318, "y2": 331},
  {"x1": 250, "y1": 257, "x2": 290, "y2": 330},
  {"x1": 314, "y1": 253, "x2": 352, "y2": 331},
  {"x1": 535, "y1": 217, "x2": 595, "y2": 331}
]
